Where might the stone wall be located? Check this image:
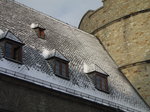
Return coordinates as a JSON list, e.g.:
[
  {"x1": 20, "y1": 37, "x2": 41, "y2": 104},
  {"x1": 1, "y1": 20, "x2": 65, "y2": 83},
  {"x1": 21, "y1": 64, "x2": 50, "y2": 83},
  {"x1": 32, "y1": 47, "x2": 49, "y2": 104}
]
[
  {"x1": 95, "y1": 12, "x2": 150, "y2": 67},
  {"x1": 79, "y1": 0, "x2": 150, "y2": 106},
  {"x1": 79, "y1": 0, "x2": 150, "y2": 34},
  {"x1": 121, "y1": 63, "x2": 150, "y2": 105}
]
